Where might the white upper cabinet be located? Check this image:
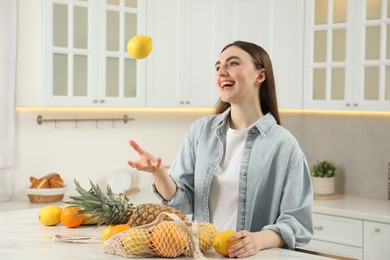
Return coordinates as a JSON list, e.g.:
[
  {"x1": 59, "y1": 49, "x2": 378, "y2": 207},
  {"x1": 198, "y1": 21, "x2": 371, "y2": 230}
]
[
  {"x1": 16, "y1": 0, "x2": 304, "y2": 109},
  {"x1": 17, "y1": 0, "x2": 147, "y2": 108},
  {"x1": 145, "y1": 0, "x2": 219, "y2": 108},
  {"x1": 303, "y1": 0, "x2": 390, "y2": 111},
  {"x1": 145, "y1": 0, "x2": 292, "y2": 108}
]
